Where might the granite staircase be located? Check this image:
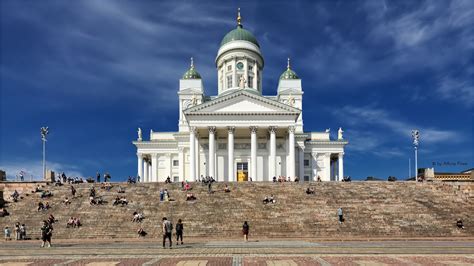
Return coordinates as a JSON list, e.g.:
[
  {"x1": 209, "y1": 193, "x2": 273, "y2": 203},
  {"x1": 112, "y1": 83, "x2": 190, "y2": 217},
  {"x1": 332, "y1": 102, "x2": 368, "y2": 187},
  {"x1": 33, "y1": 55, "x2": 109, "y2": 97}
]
[{"x1": 1, "y1": 182, "x2": 473, "y2": 240}]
